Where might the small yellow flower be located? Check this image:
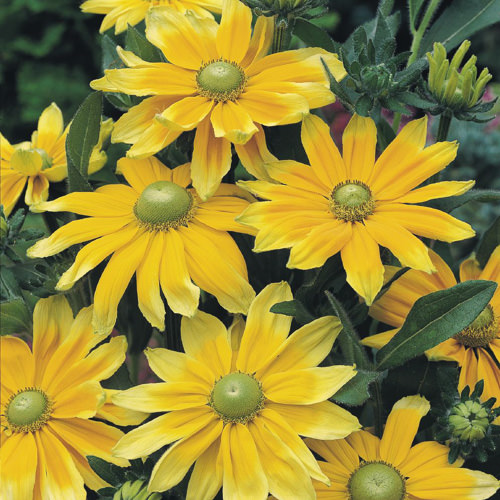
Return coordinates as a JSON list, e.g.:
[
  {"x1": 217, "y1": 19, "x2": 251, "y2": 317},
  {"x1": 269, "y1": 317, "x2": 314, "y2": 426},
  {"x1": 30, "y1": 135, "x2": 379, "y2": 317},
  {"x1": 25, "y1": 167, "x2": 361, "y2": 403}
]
[
  {"x1": 0, "y1": 103, "x2": 112, "y2": 217},
  {"x1": 363, "y1": 247, "x2": 500, "y2": 412},
  {"x1": 112, "y1": 282, "x2": 360, "y2": 500},
  {"x1": 237, "y1": 113, "x2": 475, "y2": 304},
  {"x1": 90, "y1": 0, "x2": 346, "y2": 199},
  {"x1": 0, "y1": 295, "x2": 145, "y2": 499},
  {"x1": 308, "y1": 395, "x2": 499, "y2": 499},
  {"x1": 81, "y1": 0, "x2": 222, "y2": 35},
  {"x1": 28, "y1": 157, "x2": 256, "y2": 334}
]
